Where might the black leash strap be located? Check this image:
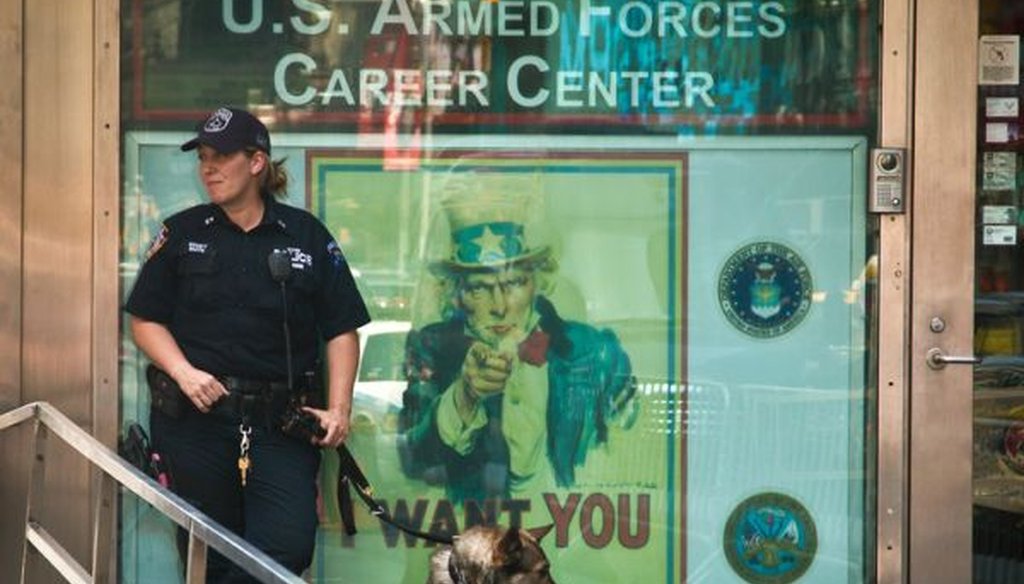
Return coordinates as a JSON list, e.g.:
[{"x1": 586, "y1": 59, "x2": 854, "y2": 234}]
[
  {"x1": 337, "y1": 475, "x2": 357, "y2": 536},
  {"x1": 335, "y1": 444, "x2": 454, "y2": 545}
]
